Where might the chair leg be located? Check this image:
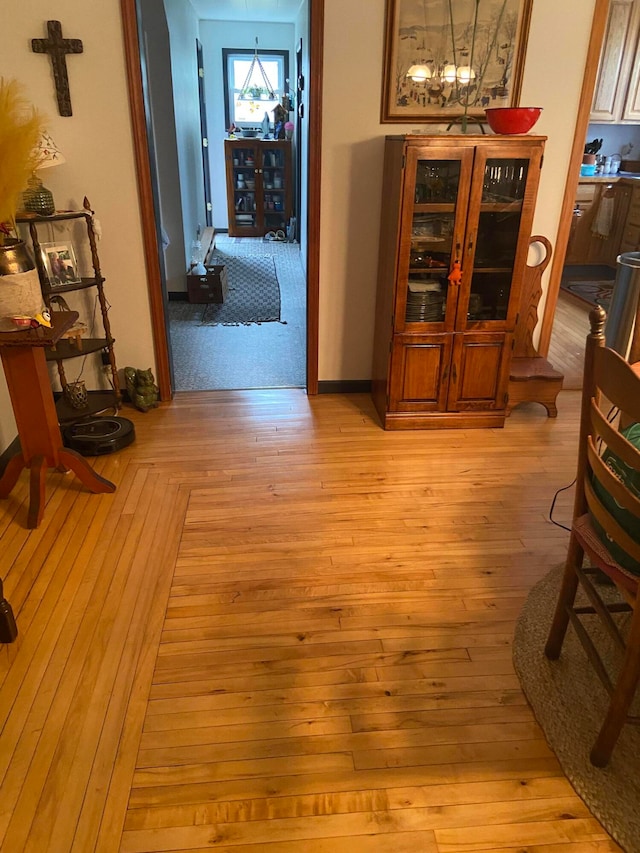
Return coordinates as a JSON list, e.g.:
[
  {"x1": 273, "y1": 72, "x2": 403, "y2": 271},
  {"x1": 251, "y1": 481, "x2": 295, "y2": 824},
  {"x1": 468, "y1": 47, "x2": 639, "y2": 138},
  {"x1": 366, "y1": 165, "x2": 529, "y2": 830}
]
[
  {"x1": 544, "y1": 533, "x2": 583, "y2": 660},
  {"x1": 590, "y1": 604, "x2": 640, "y2": 767}
]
